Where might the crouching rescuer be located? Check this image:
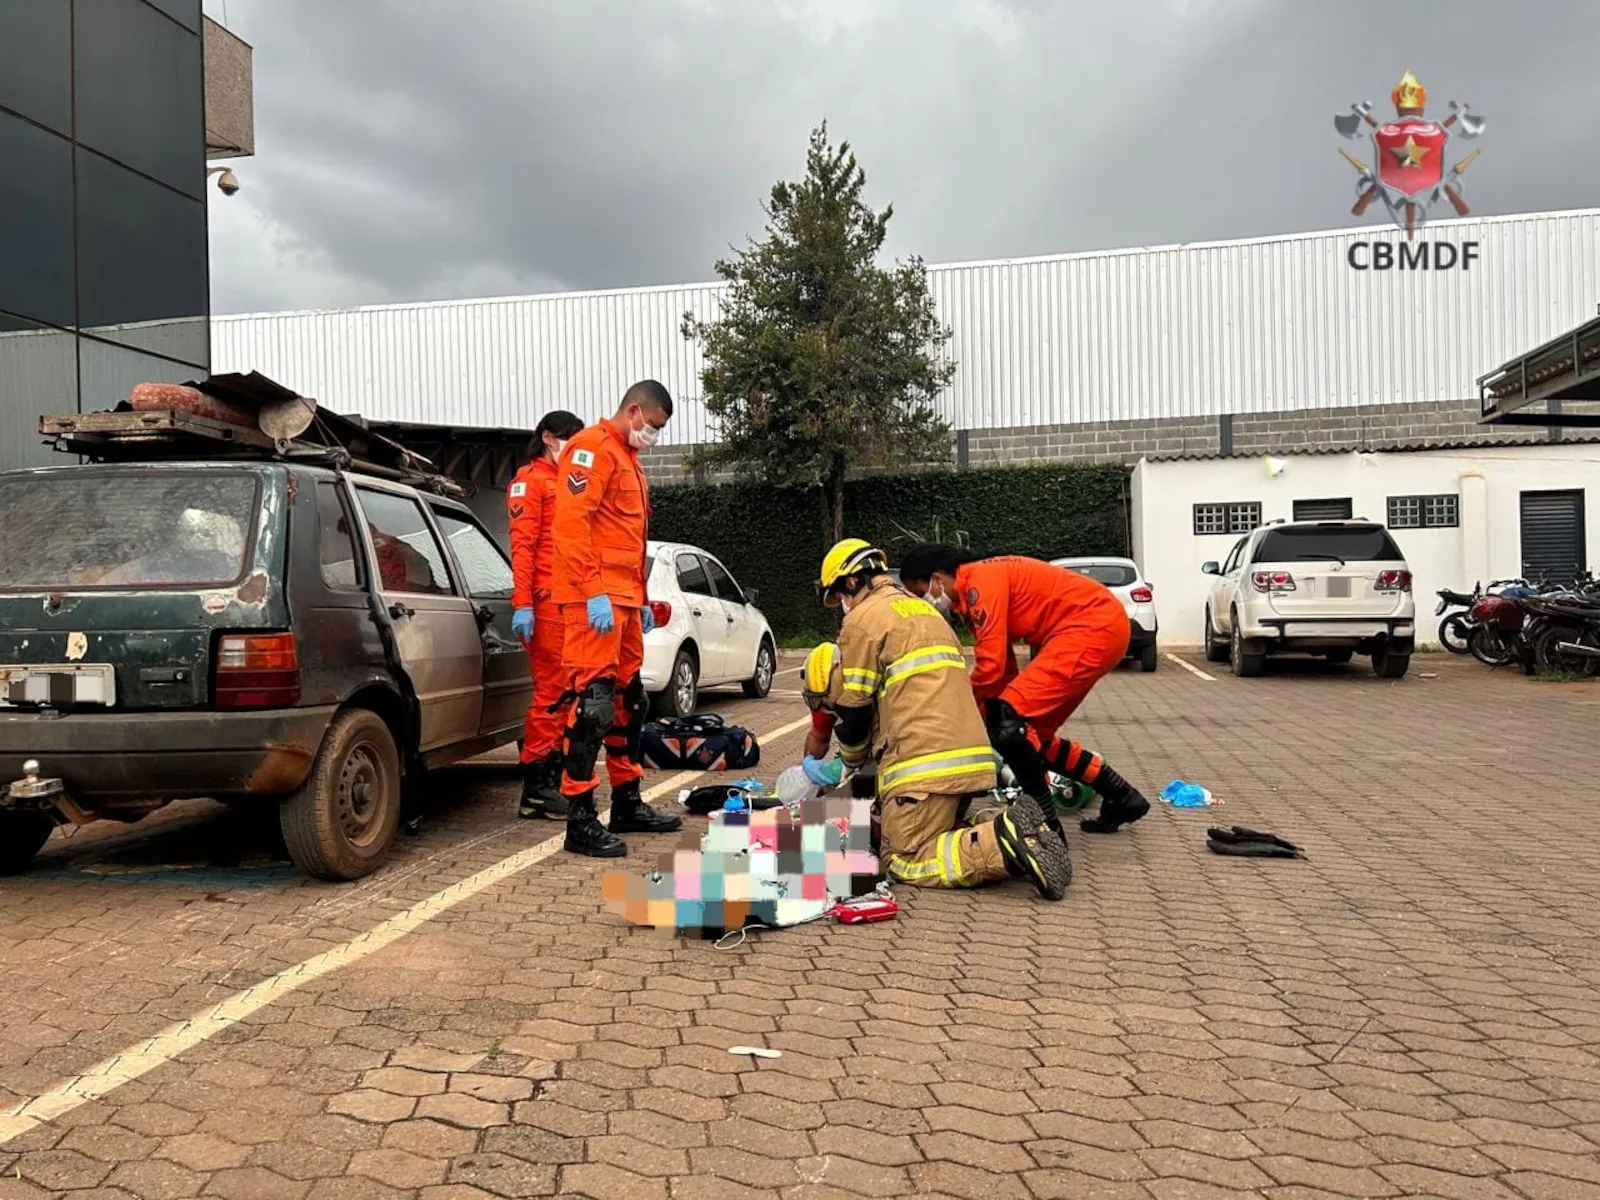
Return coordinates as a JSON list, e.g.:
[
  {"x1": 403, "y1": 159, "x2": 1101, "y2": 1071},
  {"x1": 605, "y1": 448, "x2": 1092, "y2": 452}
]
[
  {"x1": 549, "y1": 381, "x2": 683, "y2": 857},
  {"x1": 805, "y1": 539, "x2": 1073, "y2": 900},
  {"x1": 898, "y1": 545, "x2": 1149, "y2": 836}
]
